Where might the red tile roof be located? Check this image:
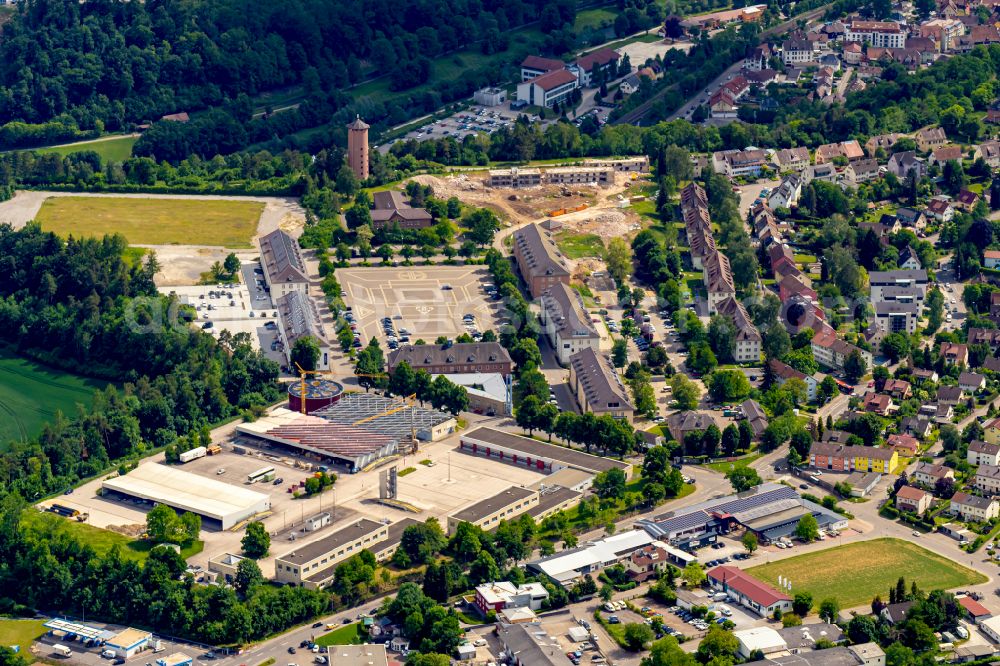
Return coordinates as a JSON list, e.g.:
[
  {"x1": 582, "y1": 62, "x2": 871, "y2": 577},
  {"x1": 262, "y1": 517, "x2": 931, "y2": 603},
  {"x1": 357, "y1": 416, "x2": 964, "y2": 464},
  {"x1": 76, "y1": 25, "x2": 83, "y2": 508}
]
[
  {"x1": 959, "y1": 596, "x2": 992, "y2": 617},
  {"x1": 708, "y1": 566, "x2": 790, "y2": 607},
  {"x1": 528, "y1": 69, "x2": 578, "y2": 91}
]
